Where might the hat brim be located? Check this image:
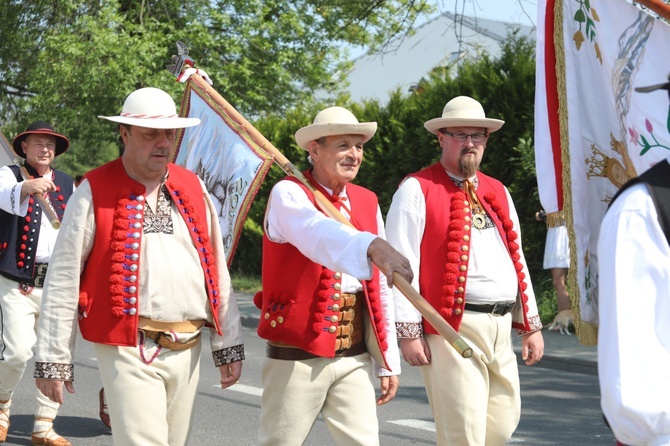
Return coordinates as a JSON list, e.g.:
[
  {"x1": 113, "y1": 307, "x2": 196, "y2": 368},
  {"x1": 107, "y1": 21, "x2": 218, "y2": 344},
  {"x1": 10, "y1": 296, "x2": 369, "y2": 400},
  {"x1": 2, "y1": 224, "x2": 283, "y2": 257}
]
[
  {"x1": 424, "y1": 117, "x2": 505, "y2": 135},
  {"x1": 98, "y1": 115, "x2": 201, "y2": 130},
  {"x1": 12, "y1": 130, "x2": 70, "y2": 158},
  {"x1": 295, "y1": 123, "x2": 377, "y2": 150}
]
